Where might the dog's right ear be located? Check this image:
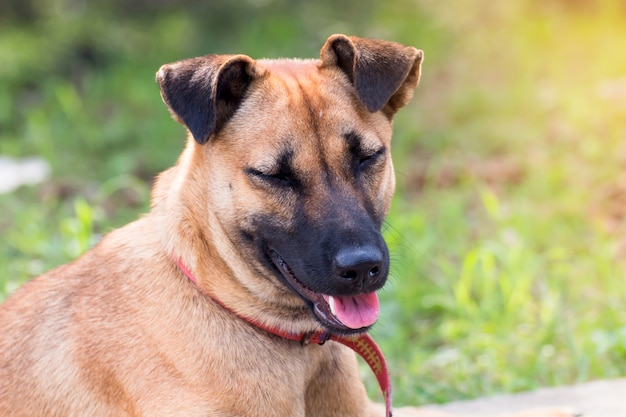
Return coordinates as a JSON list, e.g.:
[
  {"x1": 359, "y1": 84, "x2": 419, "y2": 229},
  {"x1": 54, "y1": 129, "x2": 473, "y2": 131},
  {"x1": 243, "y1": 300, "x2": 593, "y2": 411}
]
[
  {"x1": 156, "y1": 54, "x2": 265, "y2": 145},
  {"x1": 320, "y1": 34, "x2": 423, "y2": 118}
]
